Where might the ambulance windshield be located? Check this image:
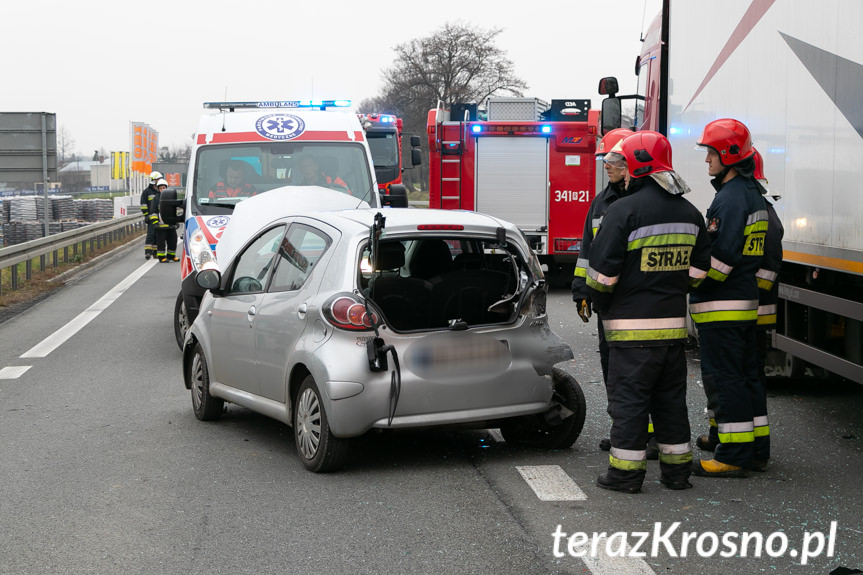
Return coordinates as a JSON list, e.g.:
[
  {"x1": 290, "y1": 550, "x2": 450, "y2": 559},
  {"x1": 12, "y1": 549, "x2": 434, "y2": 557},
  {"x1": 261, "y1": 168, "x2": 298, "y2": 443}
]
[{"x1": 191, "y1": 142, "x2": 374, "y2": 215}]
